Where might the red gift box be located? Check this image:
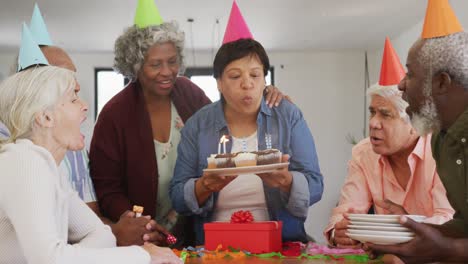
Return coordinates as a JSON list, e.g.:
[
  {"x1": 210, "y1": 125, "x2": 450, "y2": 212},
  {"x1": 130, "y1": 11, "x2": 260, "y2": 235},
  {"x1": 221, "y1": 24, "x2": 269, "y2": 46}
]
[{"x1": 204, "y1": 221, "x2": 282, "y2": 253}]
